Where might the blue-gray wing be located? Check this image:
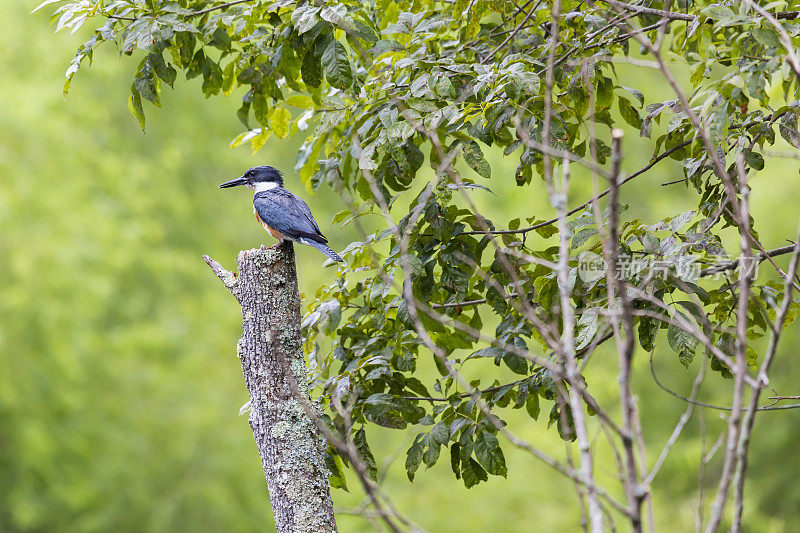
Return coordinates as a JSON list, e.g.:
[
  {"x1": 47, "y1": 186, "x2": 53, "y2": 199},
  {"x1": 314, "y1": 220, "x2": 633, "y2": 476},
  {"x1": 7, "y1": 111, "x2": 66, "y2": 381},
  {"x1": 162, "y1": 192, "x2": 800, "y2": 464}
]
[{"x1": 253, "y1": 189, "x2": 327, "y2": 244}]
